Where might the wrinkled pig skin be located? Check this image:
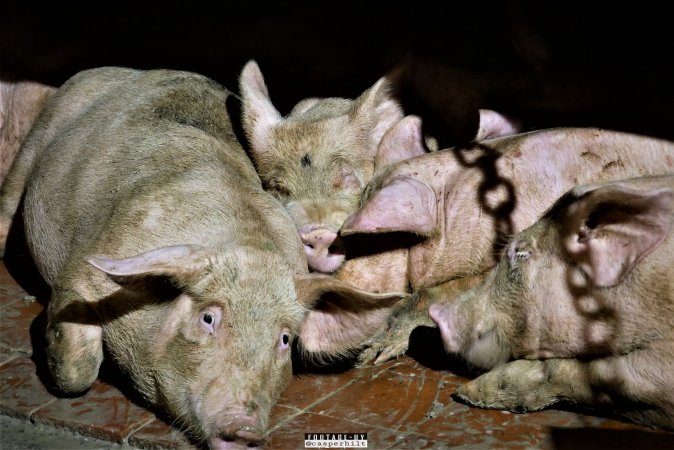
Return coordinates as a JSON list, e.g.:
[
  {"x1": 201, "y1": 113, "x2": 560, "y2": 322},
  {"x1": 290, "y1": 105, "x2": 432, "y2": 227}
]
[
  {"x1": 0, "y1": 67, "x2": 405, "y2": 449},
  {"x1": 239, "y1": 59, "x2": 405, "y2": 274},
  {"x1": 430, "y1": 174, "x2": 674, "y2": 430},
  {"x1": 346, "y1": 117, "x2": 674, "y2": 365},
  {"x1": 0, "y1": 80, "x2": 56, "y2": 187}
]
